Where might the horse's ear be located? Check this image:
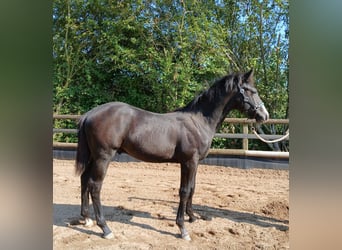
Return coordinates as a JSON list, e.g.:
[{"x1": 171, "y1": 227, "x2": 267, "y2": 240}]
[{"x1": 243, "y1": 69, "x2": 254, "y2": 83}]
